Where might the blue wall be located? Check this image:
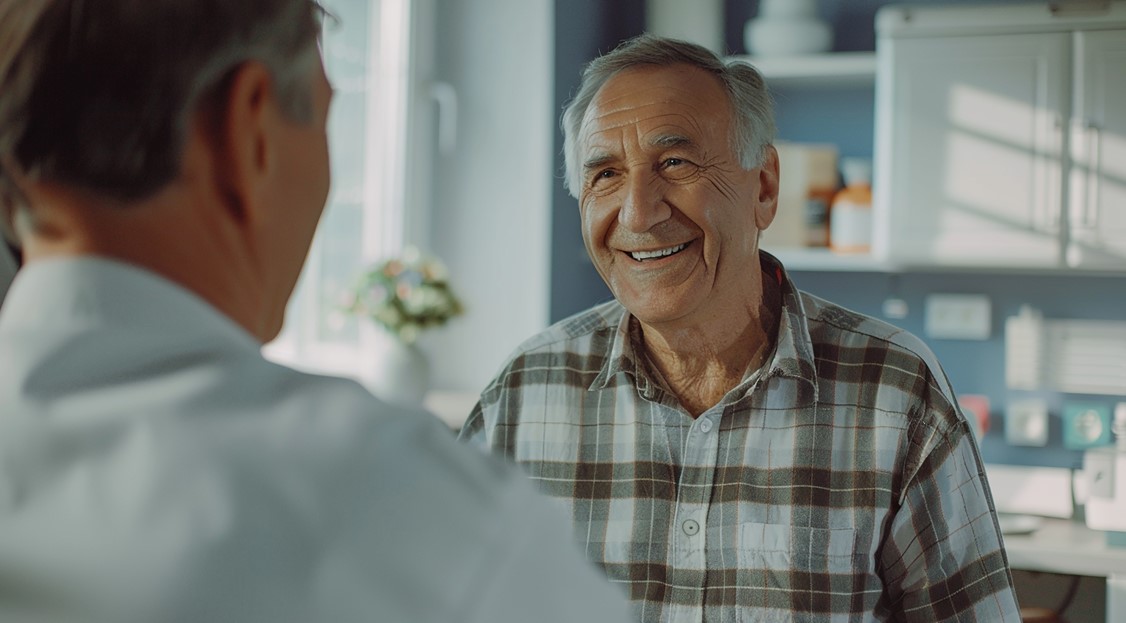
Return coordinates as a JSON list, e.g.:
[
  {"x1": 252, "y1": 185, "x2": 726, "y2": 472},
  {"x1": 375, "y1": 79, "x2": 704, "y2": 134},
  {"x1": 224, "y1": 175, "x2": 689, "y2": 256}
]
[
  {"x1": 789, "y1": 269, "x2": 1126, "y2": 469},
  {"x1": 549, "y1": 0, "x2": 1126, "y2": 469}
]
